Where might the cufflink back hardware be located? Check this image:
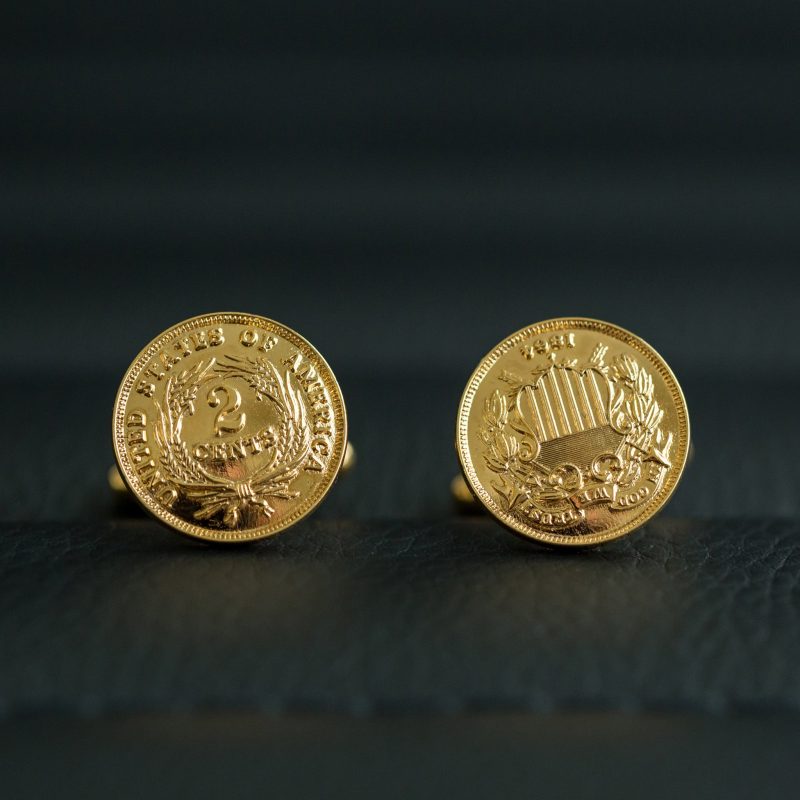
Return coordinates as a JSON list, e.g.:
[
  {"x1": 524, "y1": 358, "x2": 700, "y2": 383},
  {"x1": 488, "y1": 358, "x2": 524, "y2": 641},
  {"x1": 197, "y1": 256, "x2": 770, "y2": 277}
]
[
  {"x1": 112, "y1": 312, "x2": 350, "y2": 543},
  {"x1": 455, "y1": 318, "x2": 690, "y2": 547}
]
